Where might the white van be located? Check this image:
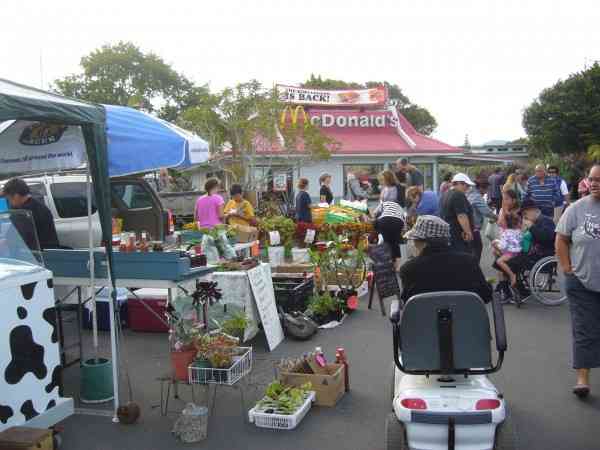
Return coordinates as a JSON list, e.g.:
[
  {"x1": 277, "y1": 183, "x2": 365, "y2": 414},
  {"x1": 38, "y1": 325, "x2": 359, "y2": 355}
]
[{"x1": 0, "y1": 173, "x2": 168, "y2": 249}]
